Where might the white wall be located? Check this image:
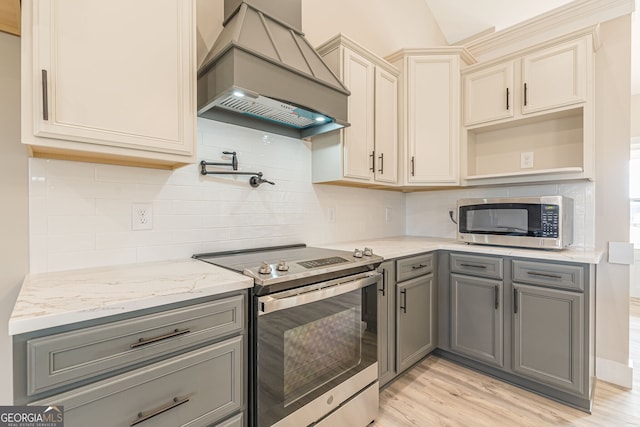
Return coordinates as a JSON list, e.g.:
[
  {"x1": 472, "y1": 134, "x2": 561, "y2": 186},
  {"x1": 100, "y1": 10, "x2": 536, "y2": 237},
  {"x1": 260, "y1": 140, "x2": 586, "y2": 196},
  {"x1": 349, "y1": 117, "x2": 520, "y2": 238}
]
[
  {"x1": 407, "y1": 182, "x2": 594, "y2": 247},
  {"x1": 29, "y1": 120, "x2": 406, "y2": 272},
  {"x1": 0, "y1": 32, "x2": 29, "y2": 404},
  {"x1": 196, "y1": 0, "x2": 447, "y2": 66},
  {"x1": 594, "y1": 15, "x2": 633, "y2": 387}
]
